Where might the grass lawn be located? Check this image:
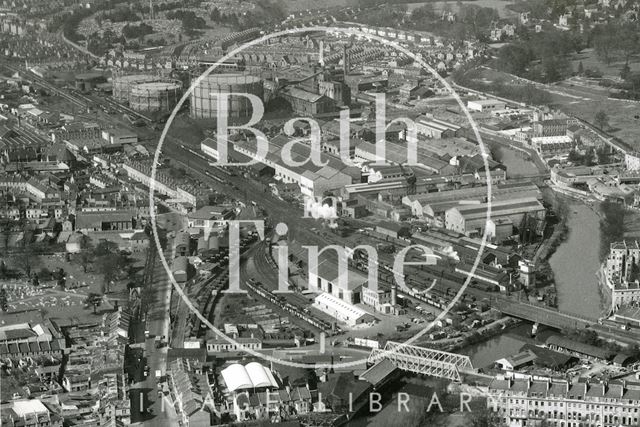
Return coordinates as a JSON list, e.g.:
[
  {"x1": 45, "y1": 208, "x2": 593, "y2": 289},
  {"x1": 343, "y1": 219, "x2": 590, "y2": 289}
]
[{"x1": 569, "y1": 48, "x2": 640, "y2": 79}]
